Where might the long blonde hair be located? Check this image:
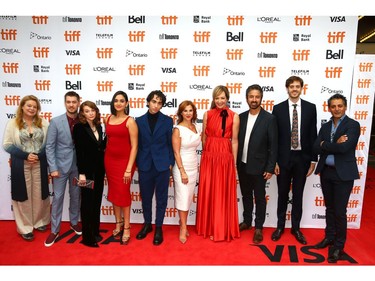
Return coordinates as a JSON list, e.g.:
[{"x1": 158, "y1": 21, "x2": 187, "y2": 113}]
[{"x1": 15, "y1": 95, "x2": 43, "y2": 130}]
